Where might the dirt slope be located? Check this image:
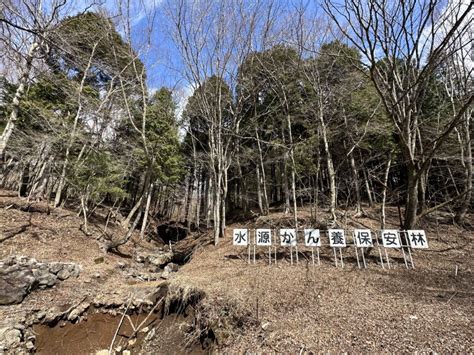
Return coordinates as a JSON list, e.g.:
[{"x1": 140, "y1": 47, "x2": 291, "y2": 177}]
[
  {"x1": 1, "y1": 189, "x2": 473, "y2": 353},
  {"x1": 169, "y1": 210, "x2": 474, "y2": 353}
]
